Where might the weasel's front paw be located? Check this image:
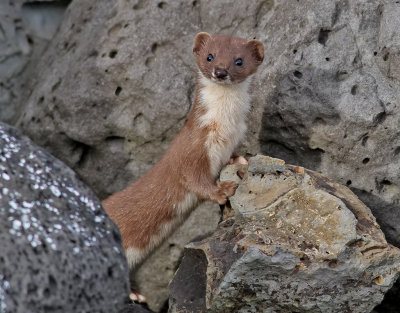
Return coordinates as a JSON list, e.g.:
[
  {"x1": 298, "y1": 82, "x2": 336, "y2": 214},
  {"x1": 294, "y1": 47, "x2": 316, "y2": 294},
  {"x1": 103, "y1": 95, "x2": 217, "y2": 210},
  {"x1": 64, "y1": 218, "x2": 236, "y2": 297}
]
[
  {"x1": 212, "y1": 181, "x2": 238, "y2": 205},
  {"x1": 229, "y1": 156, "x2": 248, "y2": 165}
]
